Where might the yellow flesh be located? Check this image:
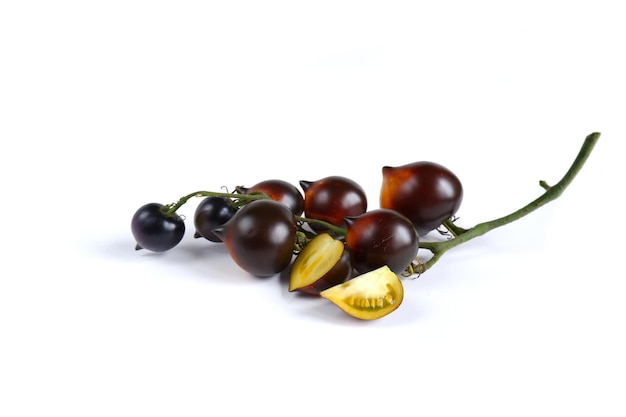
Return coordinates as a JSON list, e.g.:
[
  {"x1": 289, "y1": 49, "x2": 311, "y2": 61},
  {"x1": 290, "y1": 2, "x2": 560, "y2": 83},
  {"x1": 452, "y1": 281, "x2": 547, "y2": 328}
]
[
  {"x1": 320, "y1": 266, "x2": 404, "y2": 320},
  {"x1": 289, "y1": 233, "x2": 343, "y2": 291}
]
